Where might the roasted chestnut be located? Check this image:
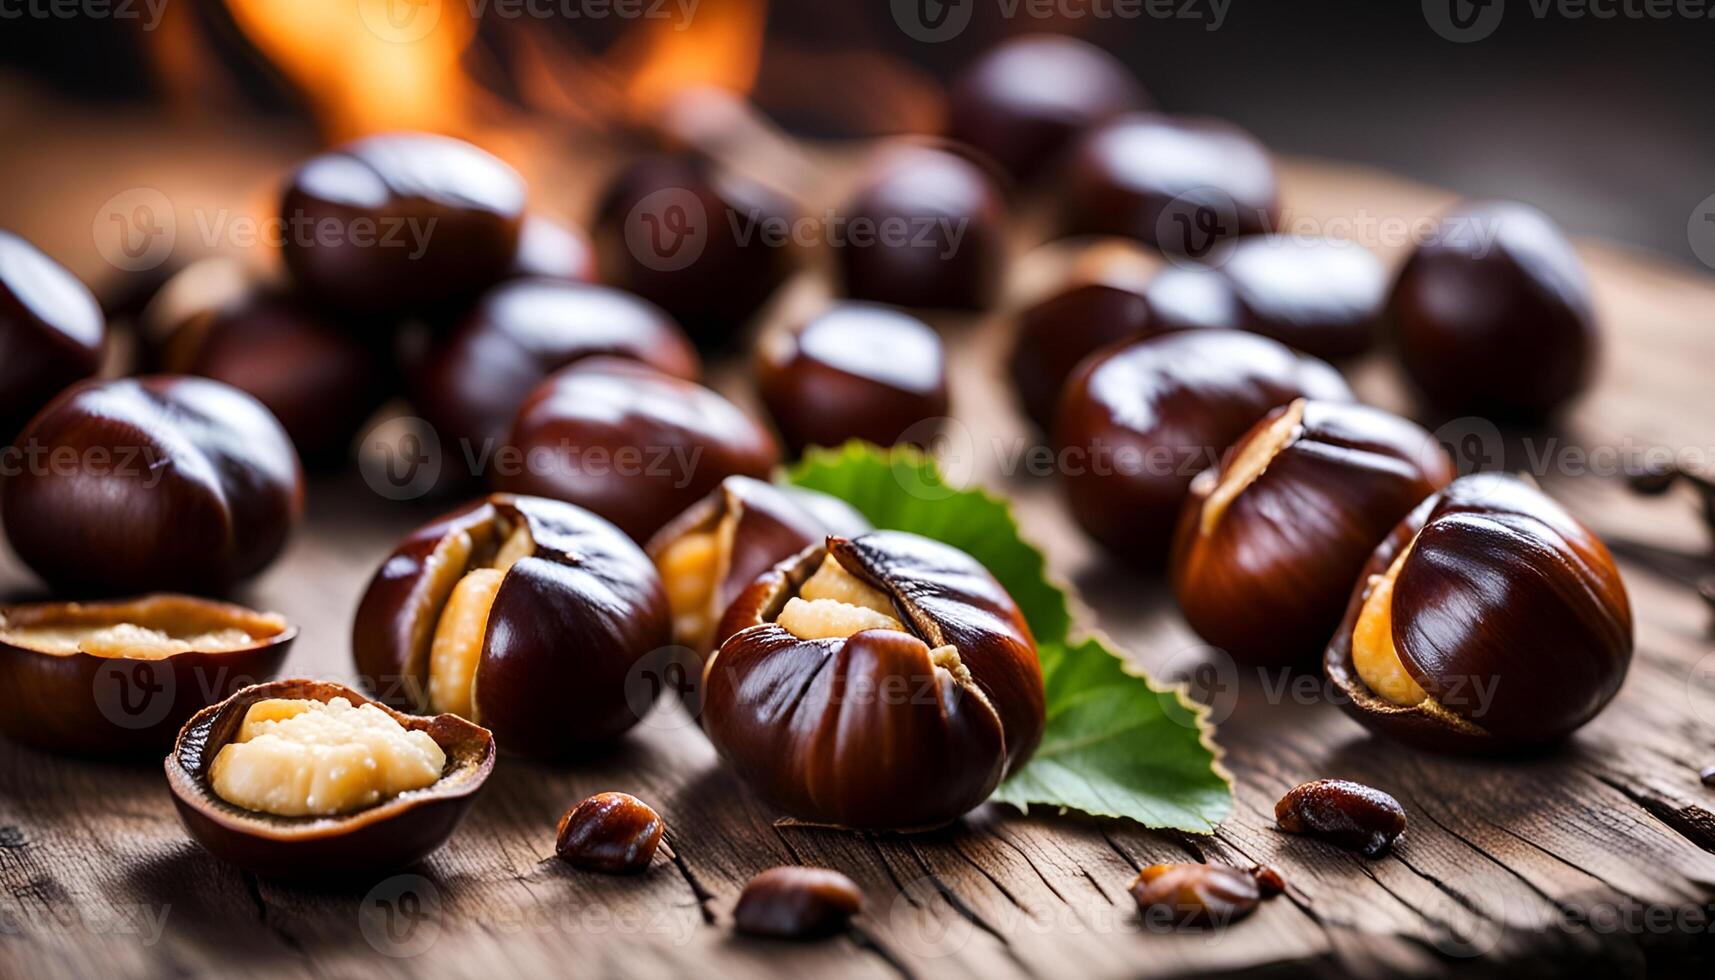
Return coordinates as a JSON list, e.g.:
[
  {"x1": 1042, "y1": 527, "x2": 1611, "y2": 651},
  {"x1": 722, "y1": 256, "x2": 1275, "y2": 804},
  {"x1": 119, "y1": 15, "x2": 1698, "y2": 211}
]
[
  {"x1": 733, "y1": 867, "x2": 863, "y2": 939},
  {"x1": 498, "y1": 357, "x2": 780, "y2": 542},
  {"x1": 1130, "y1": 863, "x2": 1262, "y2": 928},
  {"x1": 1170, "y1": 400, "x2": 1455, "y2": 665},
  {"x1": 593, "y1": 153, "x2": 797, "y2": 347},
  {"x1": 1141, "y1": 265, "x2": 1245, "y2": 333},
  {"x1": 1219, "y1": 235, "x2": 1387, "y2": 361},
  {"x1": 1325, "y1": 474, "x2": 1633, "y2": 751},
  {"x1": 756, "y1": 302, "x2": 949, "y2": 455},
  {"x1": 646, "y1": 475, "x2": 869, "y2": 658},
  {"x1": 0, "y1": 230, "x2": 106, "y2": 442},
  {"x1": 1274, "y1": 779, "x2": 1406, "y2": 857},
  {"x1": 1054, "y1": 330, "x2": 1354, "y2": 565},
  {"x1": 832, "y1": 144, "x2": 1009, "y2": 311},
  {"x1": 410, "y1": 279, "x2": 700, "y2": 461},
  {"x1": 3, "y1": 375, "x2": 304, "y2": 596},
  {"x1": 555, "y1": 792, "x2": 664, "y2": 874},
  {"x1": 0, "y1": 594, "x2": 294, "y2": 755},
  {"x1": 280, "y1": 133, "x2": 526, "y2": 313},
  {"x1": 511, "y1": 213, "x2": 597, "y2": 283},
  {"x1": 352, "y1": 493, "x2": 671, "y2": 755},
  {"x1": 1387, "y1": 200, "x2": 1597, "y2": 419},
  {"x1": 945, "y1": 34, "x2": 1148, "y2": 186},
  {"x1": 165, "y1": 678, "x2": 494, "y2": 880},
  {"x1": 1059, "y1": 113, "x2": 1278, "y2": 256},
  {"x1": 702, "y1": 532, "x2": 1045, "y2": 830}
]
